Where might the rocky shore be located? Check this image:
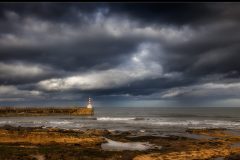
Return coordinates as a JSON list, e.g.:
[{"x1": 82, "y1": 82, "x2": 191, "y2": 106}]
[{"x1": 0, "y1": 125, "x2": 239, "y2": 160}]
